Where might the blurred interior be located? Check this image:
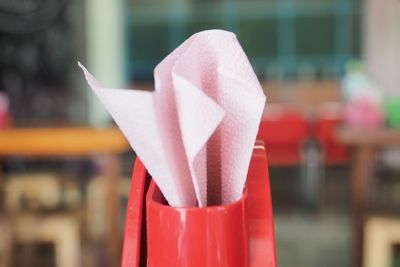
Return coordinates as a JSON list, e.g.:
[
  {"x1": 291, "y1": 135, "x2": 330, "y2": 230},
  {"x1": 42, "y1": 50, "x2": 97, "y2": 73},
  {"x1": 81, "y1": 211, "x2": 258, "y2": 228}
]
[{"x1": 1, "y1": 0, "x2": 400, "y2": 266}]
